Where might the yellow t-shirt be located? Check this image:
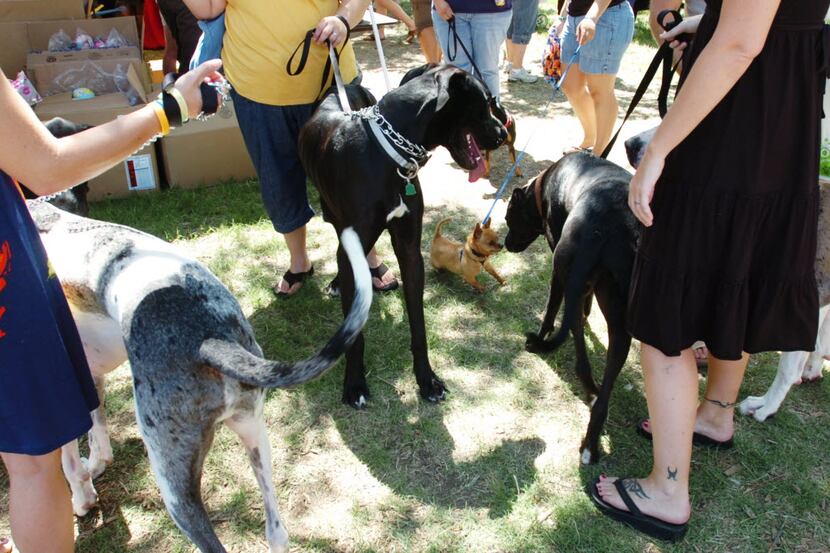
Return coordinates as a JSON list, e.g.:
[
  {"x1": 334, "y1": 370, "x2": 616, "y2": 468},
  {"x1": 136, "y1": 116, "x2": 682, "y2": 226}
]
[{"x1": 223, "y1": 0, "x2": 359, "y2": 106}]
